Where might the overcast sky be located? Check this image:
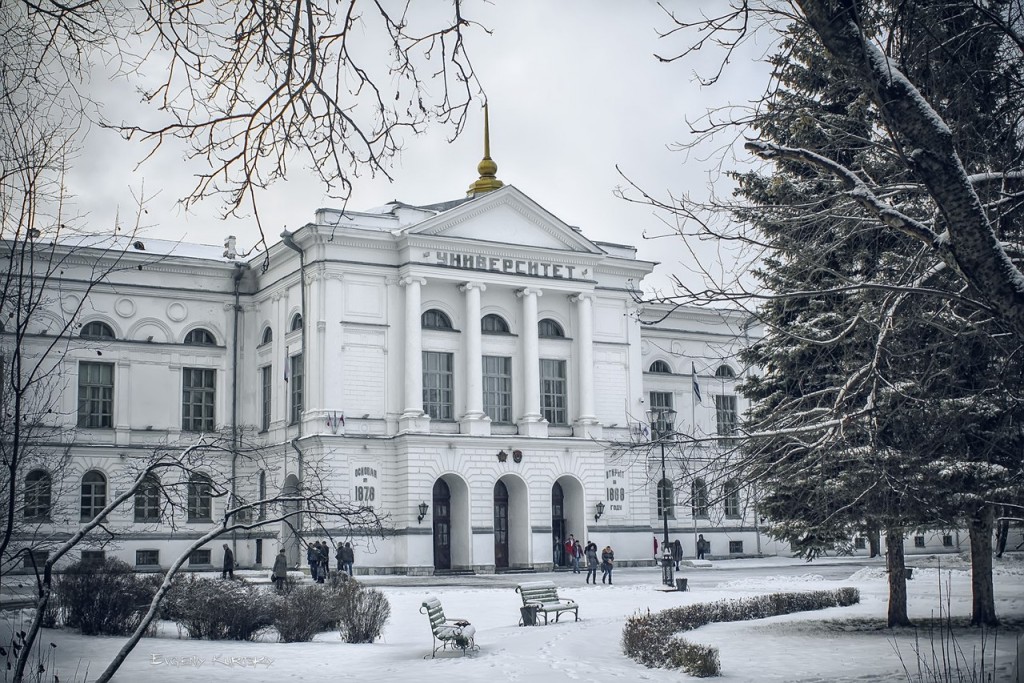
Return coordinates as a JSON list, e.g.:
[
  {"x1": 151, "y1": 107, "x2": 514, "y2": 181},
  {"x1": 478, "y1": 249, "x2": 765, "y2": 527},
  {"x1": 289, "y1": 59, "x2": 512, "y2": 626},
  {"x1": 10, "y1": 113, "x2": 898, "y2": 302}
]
[{"x1": 67, "y1": 1, "x2": 773, "y2": 293}]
